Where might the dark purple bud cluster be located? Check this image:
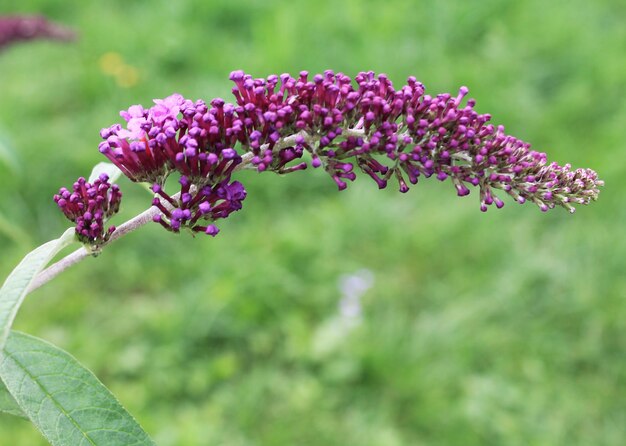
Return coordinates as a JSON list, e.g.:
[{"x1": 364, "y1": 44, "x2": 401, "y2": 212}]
[
  {"x1": 151, "y1": 177, "x2": 246, "y2": 237},
  {"x1": 53, "y1": 174, "x2": 121, "y2": 245}
]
